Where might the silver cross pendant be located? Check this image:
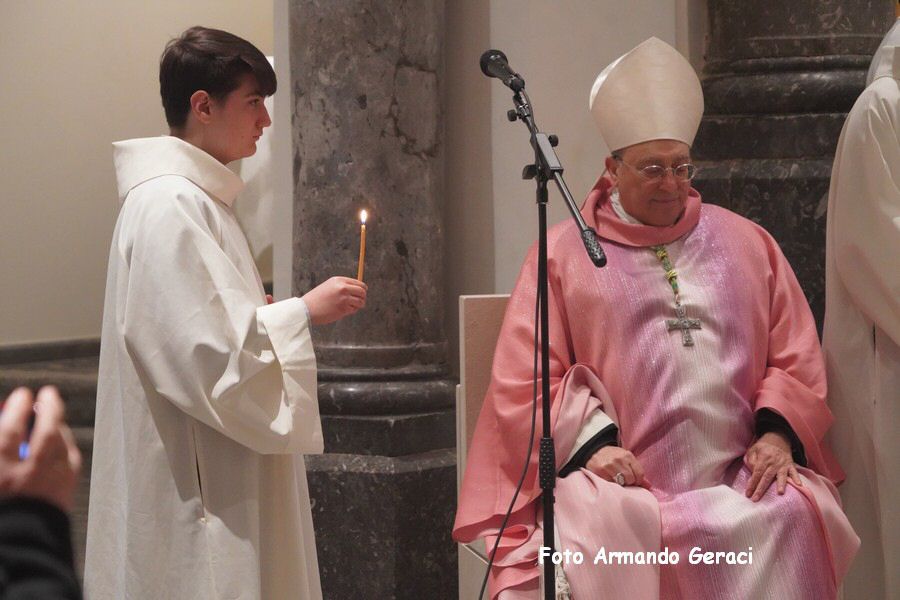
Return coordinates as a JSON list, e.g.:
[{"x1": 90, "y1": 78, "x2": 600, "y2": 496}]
[{"x1": 666, "y1": 304, "x2": 702, "y2": 346}]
